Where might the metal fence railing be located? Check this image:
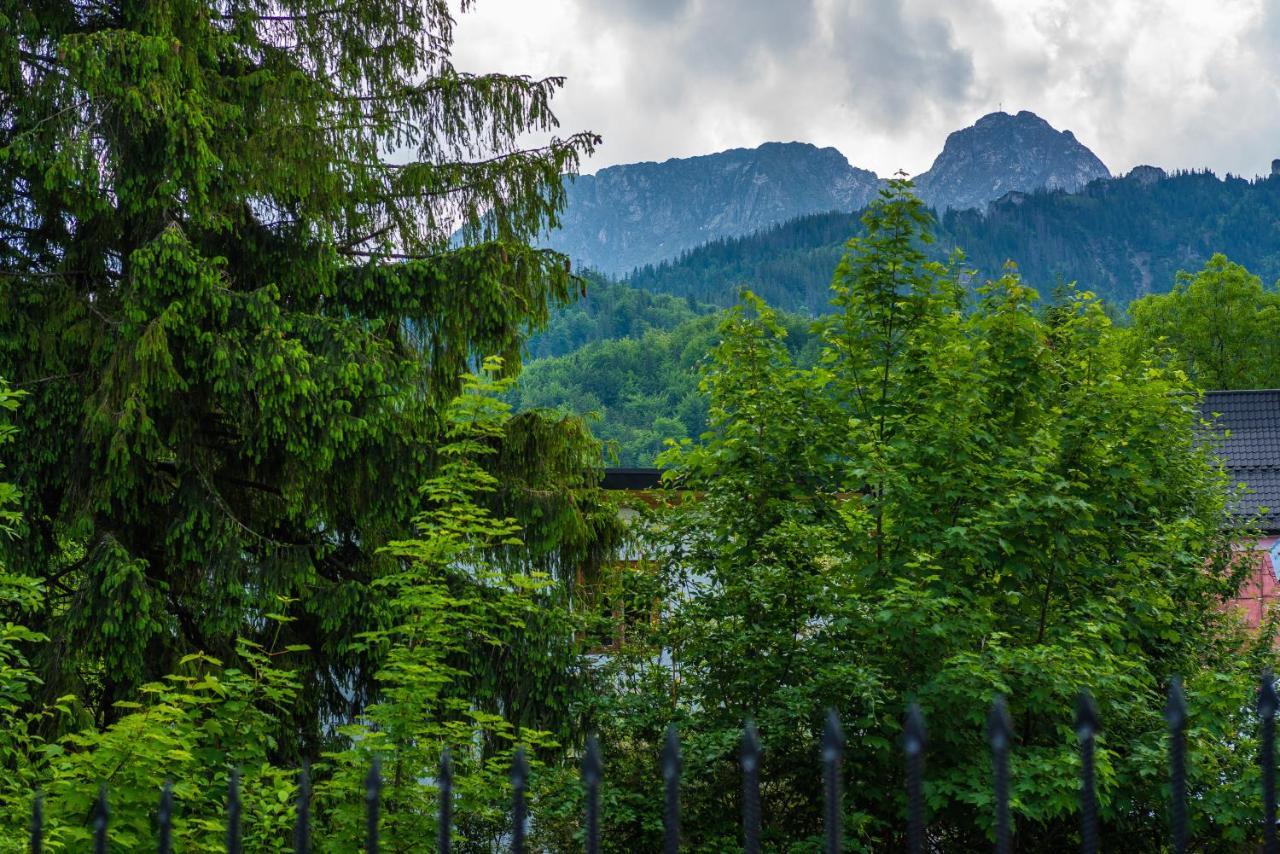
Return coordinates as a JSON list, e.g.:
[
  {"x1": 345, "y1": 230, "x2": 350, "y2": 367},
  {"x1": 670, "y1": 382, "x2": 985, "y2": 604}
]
[{"x1": 27, "y1": 673, "x2": 1280, "y2": 853}]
